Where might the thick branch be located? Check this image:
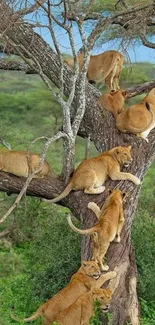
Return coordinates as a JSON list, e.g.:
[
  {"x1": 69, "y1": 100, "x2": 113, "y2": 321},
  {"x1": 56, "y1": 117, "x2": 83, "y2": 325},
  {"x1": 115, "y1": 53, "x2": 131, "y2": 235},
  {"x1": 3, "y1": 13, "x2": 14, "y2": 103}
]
[
  {"x1": 126, "y1": 81, "x2": 155, "y2": 98},
  {"x1": 0, "y1": 59, "x2": 36, "y2": 73},
  {"x1": 140, "y1": 33, "x2": 155, "y2": 49},
  {"x1": 11, "y1": 0, "x2": 46, "y2": 16},
  {"x1": 1, "y1": 59, "x2": 155, "y2": 99}
]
